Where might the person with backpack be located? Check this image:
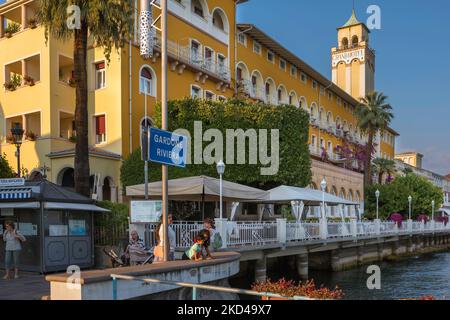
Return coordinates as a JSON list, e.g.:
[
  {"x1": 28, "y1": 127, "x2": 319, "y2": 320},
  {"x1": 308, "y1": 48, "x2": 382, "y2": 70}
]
[{"x1": 2, "y1": 221, "x2": 26, "y2": 280}]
